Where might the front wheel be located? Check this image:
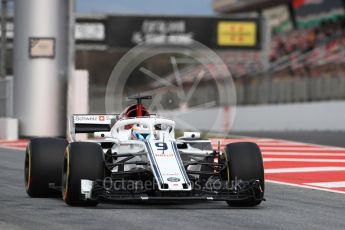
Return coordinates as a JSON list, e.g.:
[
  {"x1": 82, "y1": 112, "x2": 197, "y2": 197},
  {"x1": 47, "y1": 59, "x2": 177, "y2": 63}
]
[
  {"x1": 223, "y1": 142, "x2": 265, "y2": 207},
  {"x1": 25, "y1": 138, "x2": 68, "y2": 197},
  {"x1": 62, "y1": 142, "x2": 104, "y2": 206}
]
